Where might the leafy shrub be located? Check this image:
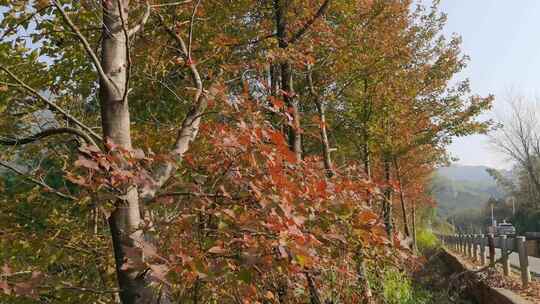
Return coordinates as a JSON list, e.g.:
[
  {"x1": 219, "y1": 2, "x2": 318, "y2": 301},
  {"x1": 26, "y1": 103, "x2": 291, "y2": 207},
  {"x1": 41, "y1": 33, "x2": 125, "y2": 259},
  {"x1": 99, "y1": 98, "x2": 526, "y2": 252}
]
[
  {"x1": 371, "y1": 267, "x2": 433, "y2": 304},
  {"x1": 417, "y1": 229, "x2": 440, "y2": 253},
  {"x1": 382, "y1": 268, "x2": 413, "y2": 303}
]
